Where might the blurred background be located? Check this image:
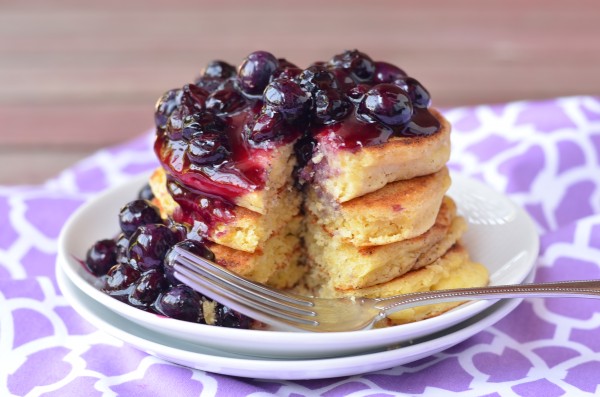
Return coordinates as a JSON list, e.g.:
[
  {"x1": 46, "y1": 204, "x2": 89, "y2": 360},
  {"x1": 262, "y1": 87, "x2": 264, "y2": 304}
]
[{"x1": 1, "y1": 0, "x2": 599, "y2": 184}]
